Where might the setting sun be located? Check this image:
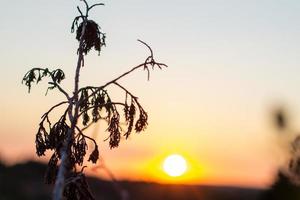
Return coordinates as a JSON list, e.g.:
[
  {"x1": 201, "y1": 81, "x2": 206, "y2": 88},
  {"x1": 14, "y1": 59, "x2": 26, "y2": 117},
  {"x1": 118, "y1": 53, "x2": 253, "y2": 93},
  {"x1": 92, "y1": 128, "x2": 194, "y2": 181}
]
[{"x1": 163, "y1": 154, "x2": 187, "y2": 177}]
